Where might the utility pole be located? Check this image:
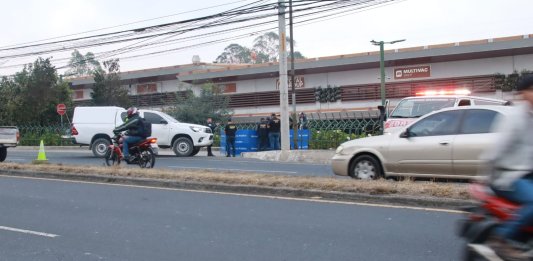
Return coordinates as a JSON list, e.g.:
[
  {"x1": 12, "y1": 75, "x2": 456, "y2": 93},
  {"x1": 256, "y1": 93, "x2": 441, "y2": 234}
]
[
  {"x1": 371, "y1": 39, "x2": 405, "y2": 133},
  {"x1": 289, "y1": 0, "x2": 298, "y2": 150},
  {"x1": 278, "y1": 0, "x2": 290, "y2": 151}
]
